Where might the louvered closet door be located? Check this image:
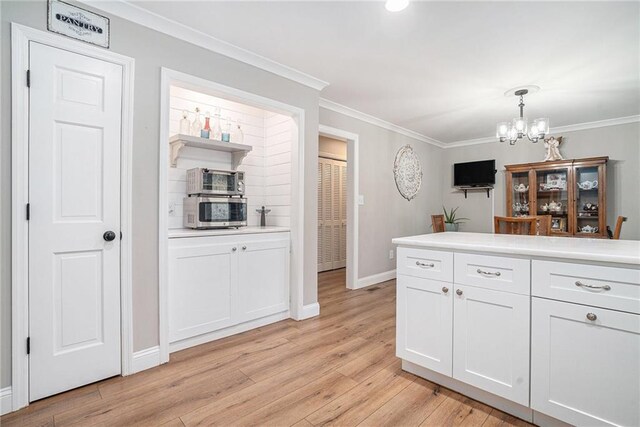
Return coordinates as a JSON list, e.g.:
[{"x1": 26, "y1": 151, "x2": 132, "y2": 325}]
[{"x1": 317, "y1": 157, "x2": 347, "y2": 272}]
